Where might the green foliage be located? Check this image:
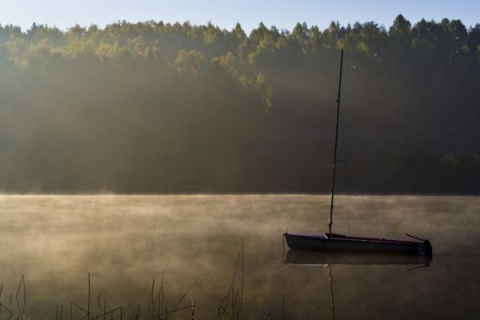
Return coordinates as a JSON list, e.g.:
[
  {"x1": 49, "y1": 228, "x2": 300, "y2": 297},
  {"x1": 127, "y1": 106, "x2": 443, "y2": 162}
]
[
  {"x1": 0, "y1": 17, "x2": 479, "y2": 193},
  {"x1": 174, "y1": 50, "x2": 205, "y2": 75}
]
